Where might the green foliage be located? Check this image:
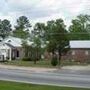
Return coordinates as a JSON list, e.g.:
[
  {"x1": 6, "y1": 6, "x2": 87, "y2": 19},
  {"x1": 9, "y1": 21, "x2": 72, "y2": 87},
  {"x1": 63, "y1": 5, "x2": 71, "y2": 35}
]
[
  {"x1": 32, "y1": 19, "x2": 69, "y2": 65},
  {"x1": 69, "y1": 14, "x2": 90, "y2": 40},
  {"x1": 15, "y1": 16, "x2": 31, "y2": 30},
  {"x1": 0, "y1": 80, "x2": 88, "y2": 90},
  {"x1": 13, "y1": 29, "x2": 30, "y2": 39},
  {"x1": 13, "y1": 16, "x2": 31, "y2": 39},
  {"x1": 22, "y1": 57, "x2": 32, "y2": 61},
  {"x1": 31, "y1": 22, "x2": 46, "y2": 63},
  {"x1": 46, "y1": 19, "x2": 69, "y2": 62},
  {"x1": 22, "y1": 40, "x2": 41, "y2": 64},
  {"x1": 22, "y1": 40, "x2": 32, "y2": 58},
  {"x1": 51, "y1": 55, "x2": 58, "y2": 66},
  {"x1": 0, "y1": 19, "x2": 12, "y2": 38},
  {"x1": 34, "y1": 23, "x2": 46, "y2": 38}
]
